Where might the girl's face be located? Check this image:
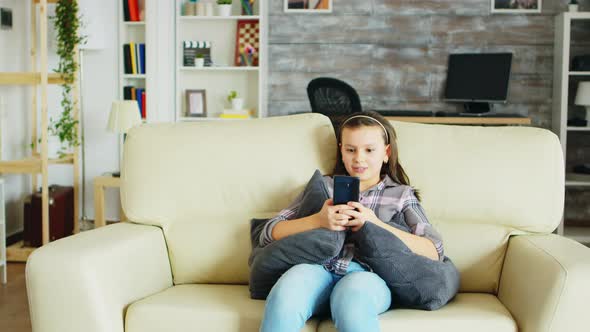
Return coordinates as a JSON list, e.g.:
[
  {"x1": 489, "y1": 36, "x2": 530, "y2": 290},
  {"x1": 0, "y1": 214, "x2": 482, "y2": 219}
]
[{"x1": 340, "y1": 126, "x2": 391, "y2": 191}]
